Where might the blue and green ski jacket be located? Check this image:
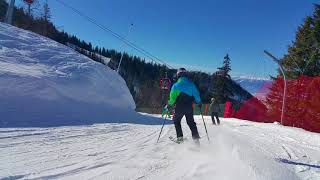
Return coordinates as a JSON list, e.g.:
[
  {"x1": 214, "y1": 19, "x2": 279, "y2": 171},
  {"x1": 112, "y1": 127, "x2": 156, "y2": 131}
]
[{"x1": 168, "y1": 77, "x2": 201, "y2": 111}]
